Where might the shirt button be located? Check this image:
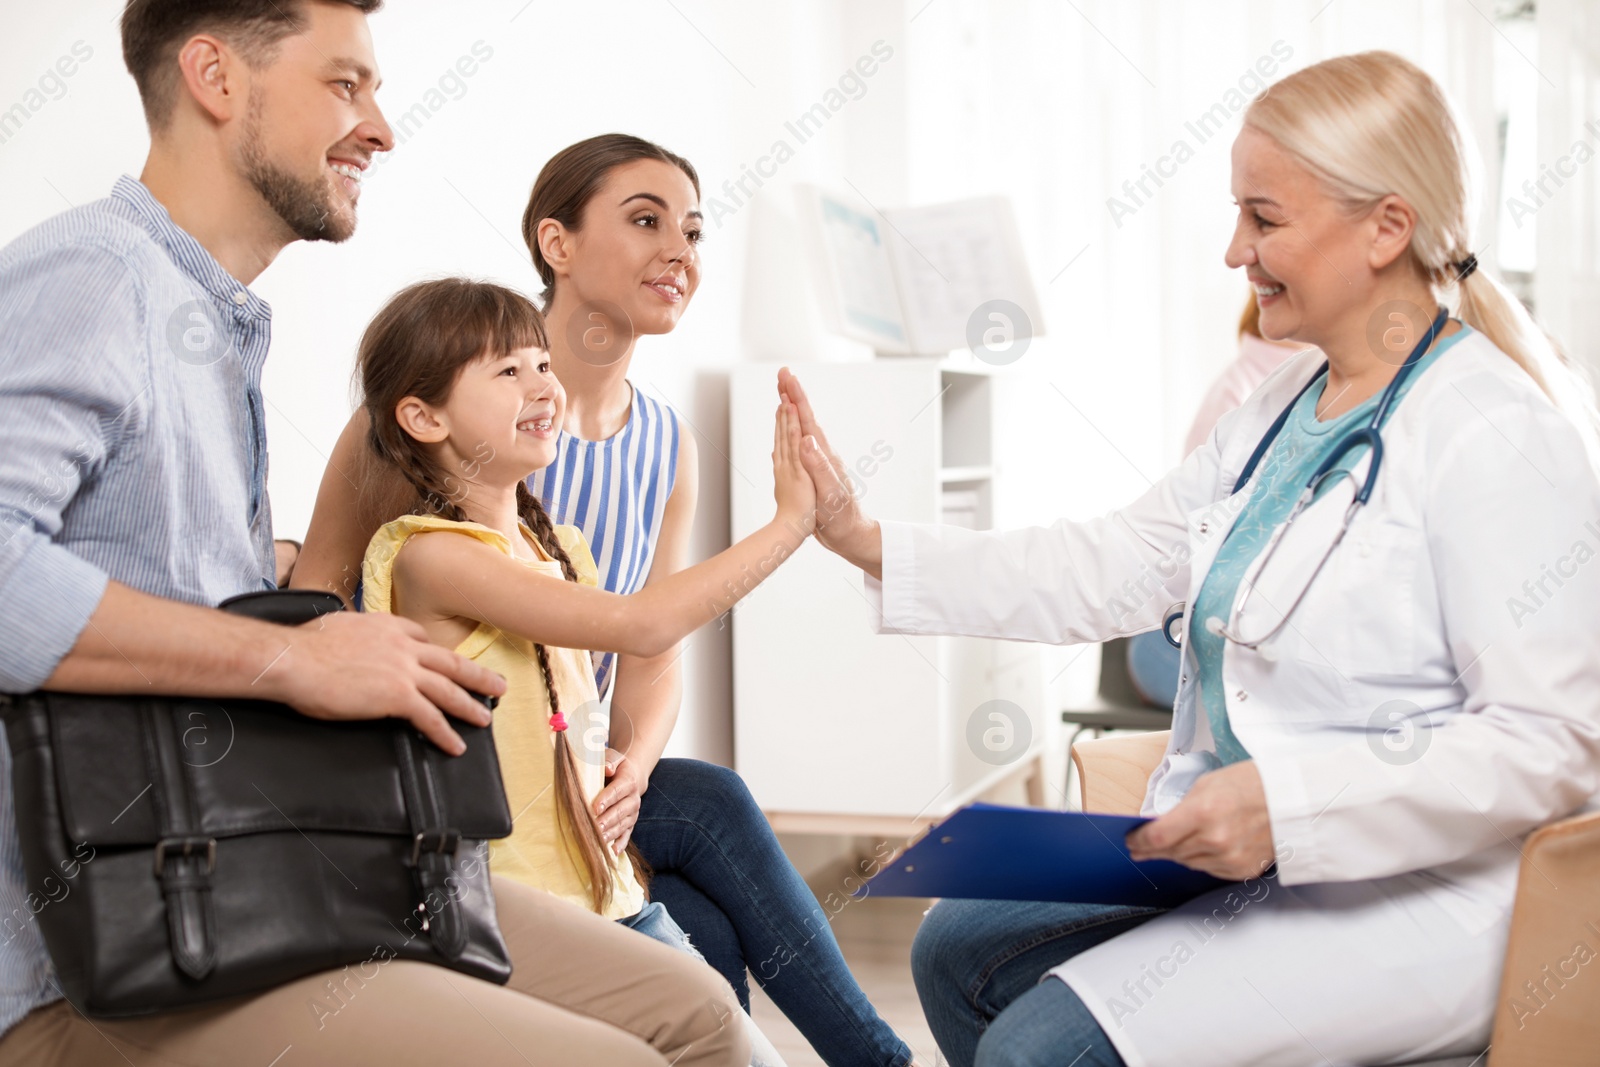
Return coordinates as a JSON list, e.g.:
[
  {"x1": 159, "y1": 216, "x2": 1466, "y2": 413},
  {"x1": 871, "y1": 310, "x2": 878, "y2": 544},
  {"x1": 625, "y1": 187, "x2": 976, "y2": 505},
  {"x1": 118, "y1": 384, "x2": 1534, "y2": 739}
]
[
  {"x1": 1235, "y1": 689, "x2": 1249, "y2": 701},
  {"x1": 1199, "y1": 521, "x2": 1210, "y2": 533},
  {"x1": 233, "y1": 291, "x2": 248, "y2": 306}
]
